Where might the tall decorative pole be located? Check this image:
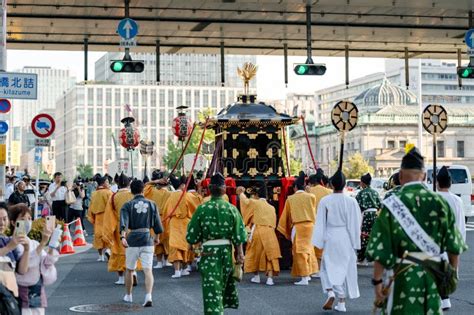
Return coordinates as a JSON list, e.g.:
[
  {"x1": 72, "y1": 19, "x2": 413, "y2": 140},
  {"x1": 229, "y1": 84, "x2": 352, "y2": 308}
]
[
  {"x1": 172, "y1": 105, "x2": 192, "y2": 175},
  {"x1": 119, "y1": 117, "x2": 140, "y2": 178},
  {"x1": 331, "y1": 101, "x2": 359, "y2": 171},
  {"x1": 140, "y1": 140, "x2": 155, "y2": 179}
]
